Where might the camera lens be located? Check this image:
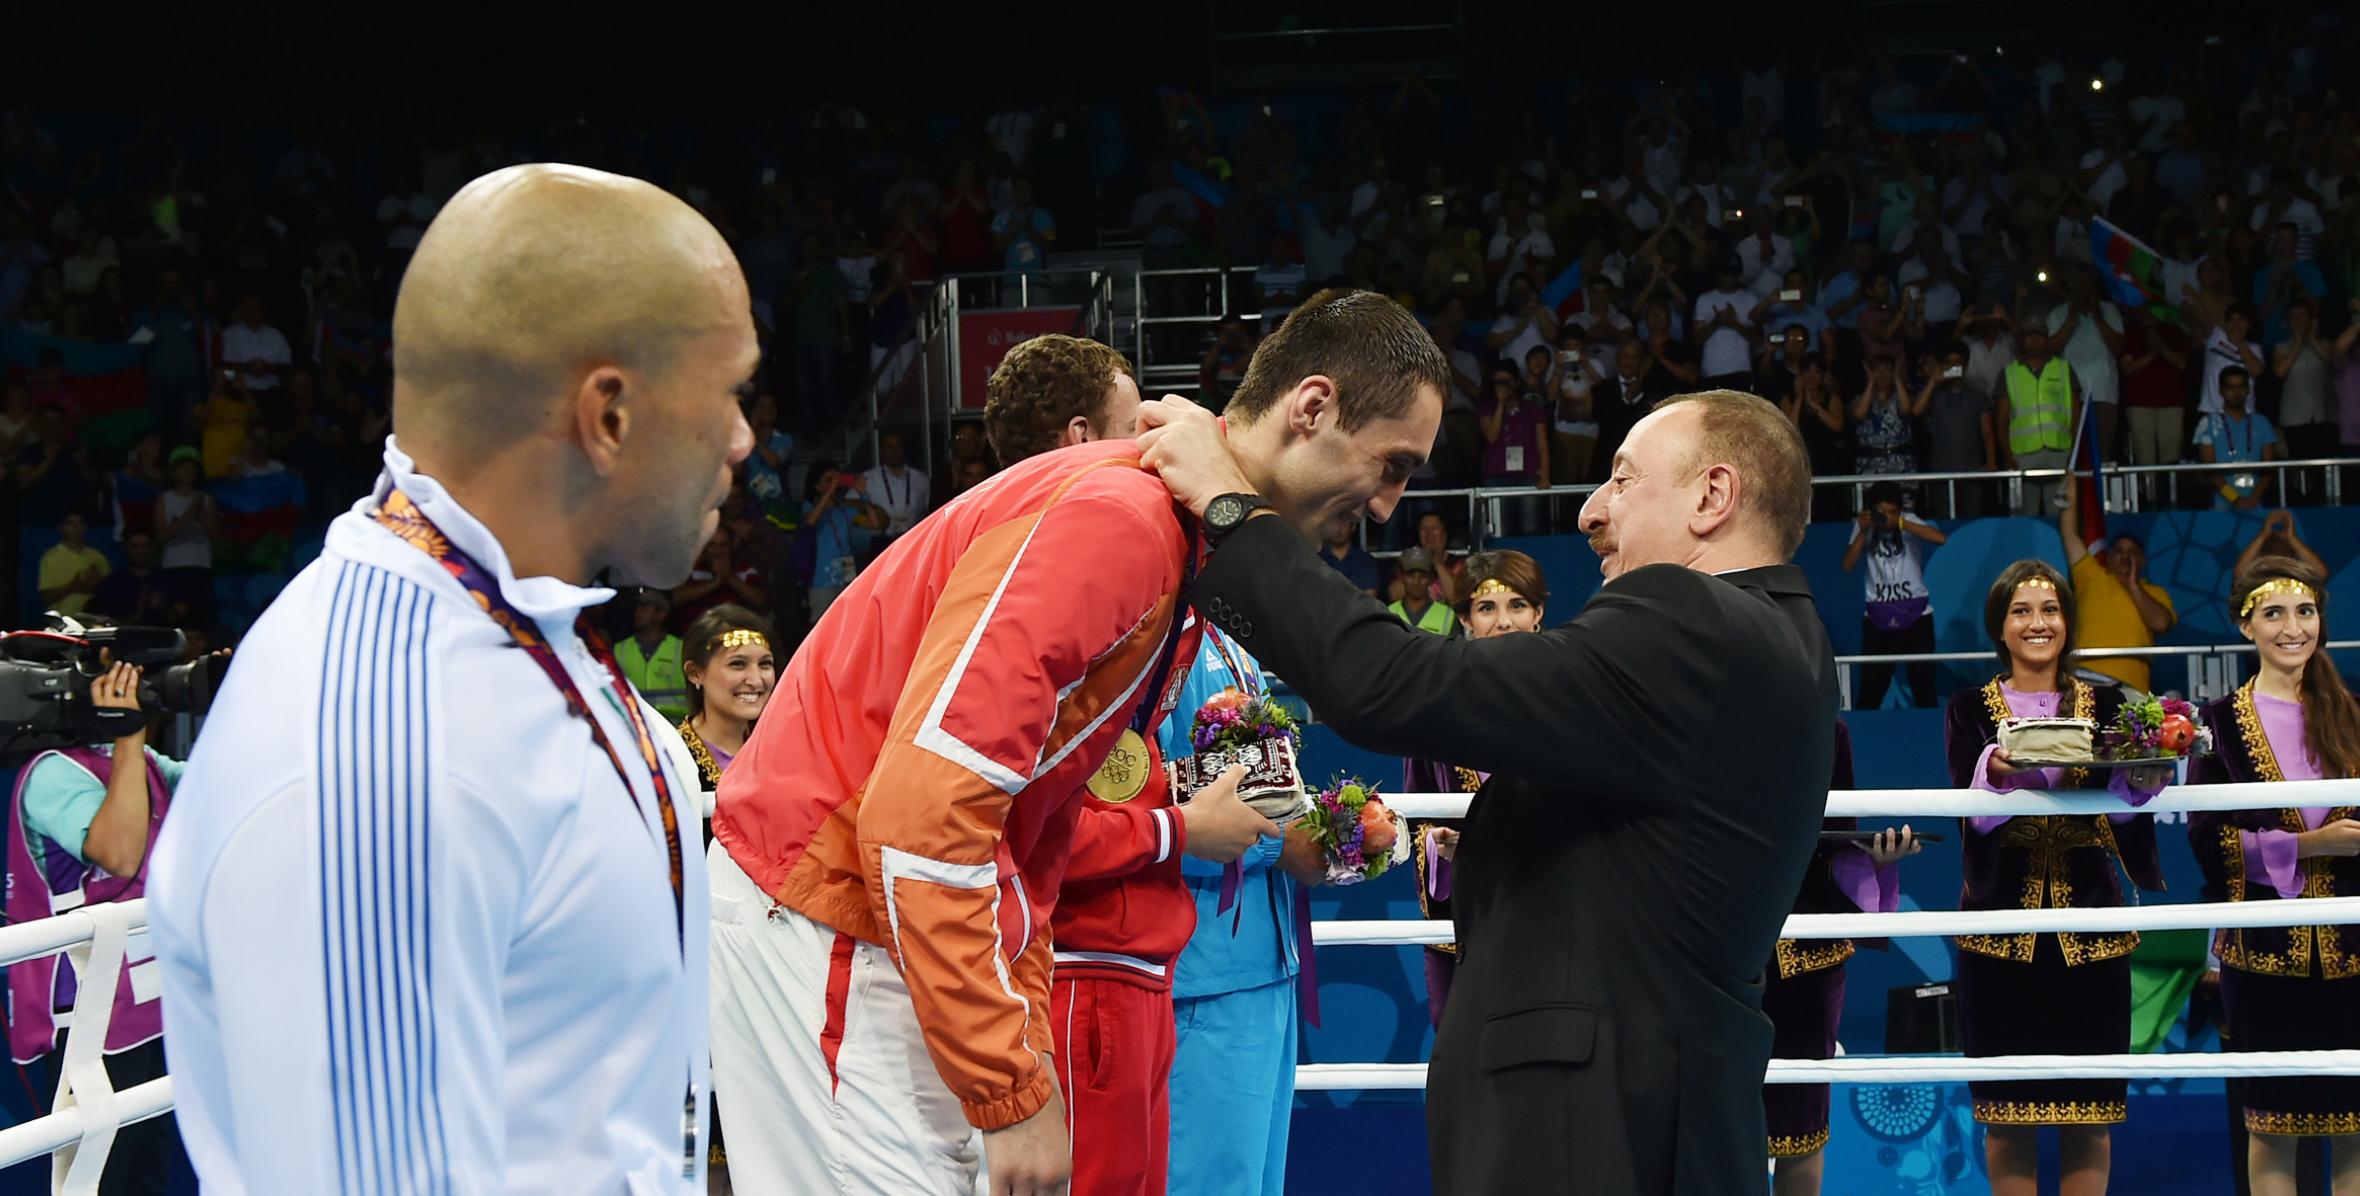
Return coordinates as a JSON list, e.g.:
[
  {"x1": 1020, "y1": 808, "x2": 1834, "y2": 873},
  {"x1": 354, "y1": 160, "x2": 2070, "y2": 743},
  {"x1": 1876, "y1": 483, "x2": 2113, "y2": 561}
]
[{"x1": 149, "y1": 655, "x2": 225, "y2": 716}]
